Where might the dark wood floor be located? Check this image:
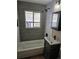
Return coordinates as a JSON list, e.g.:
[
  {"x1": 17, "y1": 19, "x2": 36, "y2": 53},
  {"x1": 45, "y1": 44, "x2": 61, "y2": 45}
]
[
  {"x1": 21, "y1": 55, "x2": 45, "y2": 59},
  {"x1": 20, "y1": 54, "x2": 60, "y2": 59}
]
